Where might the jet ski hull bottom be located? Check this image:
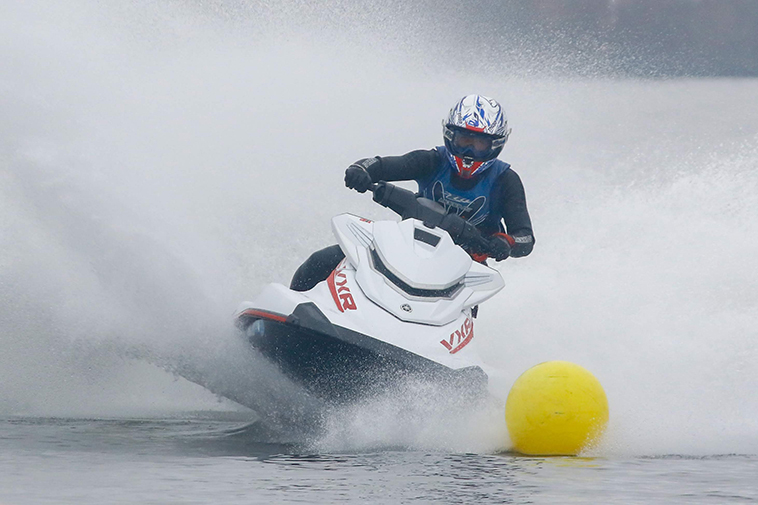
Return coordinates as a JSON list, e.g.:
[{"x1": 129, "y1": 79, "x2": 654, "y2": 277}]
[{"x1": 237, "y1": 302, "x2": 488, "y2": 405}]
